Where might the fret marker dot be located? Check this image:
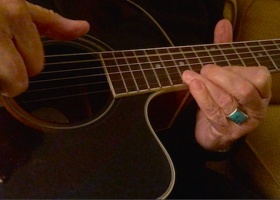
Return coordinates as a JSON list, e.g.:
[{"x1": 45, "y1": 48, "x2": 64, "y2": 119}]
[
  {"x1": 258, "y1": 53, "x2": 263, "y2": 57},
  {"x1": 178, "y1": 61, "x2": 185, "y2": 66},
  {"x1": 155, "y1": 64, "x2": 162, "y2": 68}
]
